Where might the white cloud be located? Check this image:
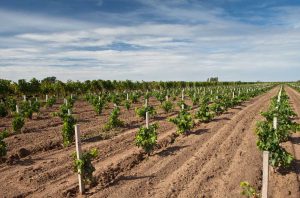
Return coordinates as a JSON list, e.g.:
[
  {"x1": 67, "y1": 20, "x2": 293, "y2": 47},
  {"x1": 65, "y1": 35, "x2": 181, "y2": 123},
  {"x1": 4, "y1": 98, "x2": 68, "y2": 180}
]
[{"x1": 0, "y1": 4, "x2": 300, "y2": 81}]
